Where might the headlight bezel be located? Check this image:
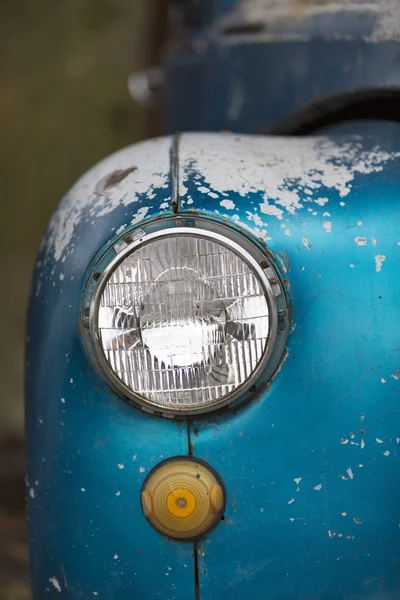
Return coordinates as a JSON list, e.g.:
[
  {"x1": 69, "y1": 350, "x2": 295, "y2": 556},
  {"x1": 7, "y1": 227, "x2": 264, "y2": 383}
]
[{"x1": 81, "y1": 215, "x2": 289, "y2": 418}]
